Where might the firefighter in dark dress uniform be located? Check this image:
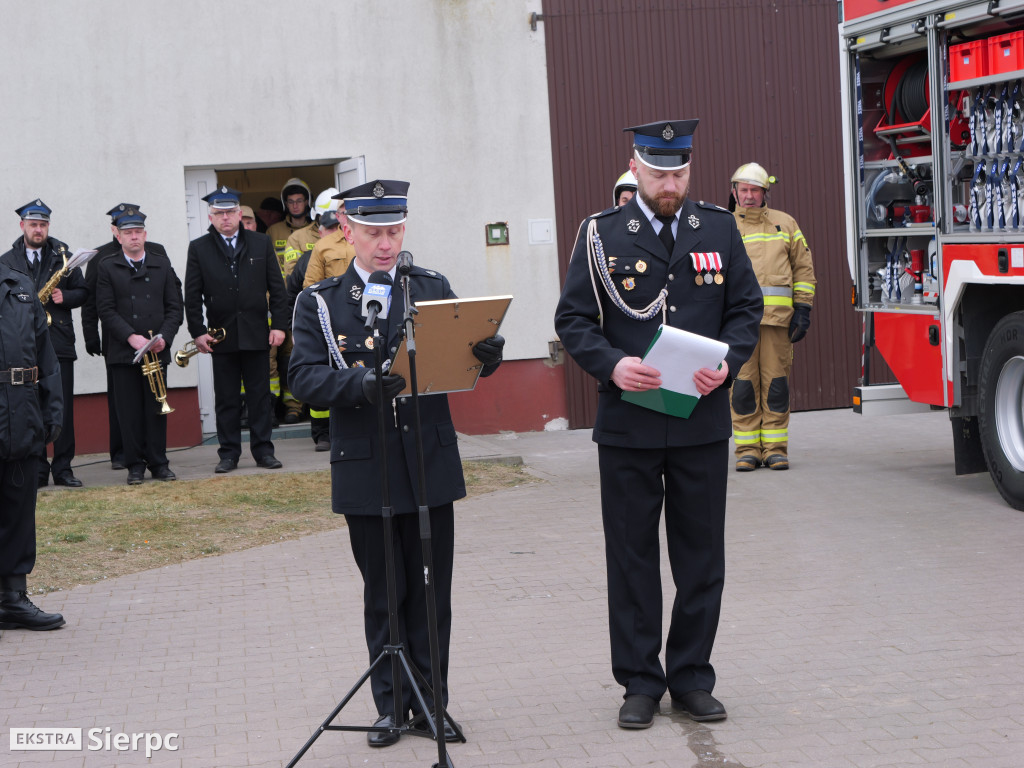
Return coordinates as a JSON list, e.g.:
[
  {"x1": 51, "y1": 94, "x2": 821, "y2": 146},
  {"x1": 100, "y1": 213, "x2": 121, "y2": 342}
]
[
  {"x1": 184, "y1": 186, "x2": 289, "y2": 473},
  {"x1": 84, "y1": 203, "x2": 172, "y2": 471},
  {"x1": 554, "y1": 120, "x2": 763, "y2": 728},
  {"x1": 95, "y1": 207, "x2": 183, "y2": 485},
  {"x1": 0, "y1": 258, "x2": 65, "y2": 632},
  {"x1": 288, "y1": 179, "x2": 504, "y2": 748}
]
